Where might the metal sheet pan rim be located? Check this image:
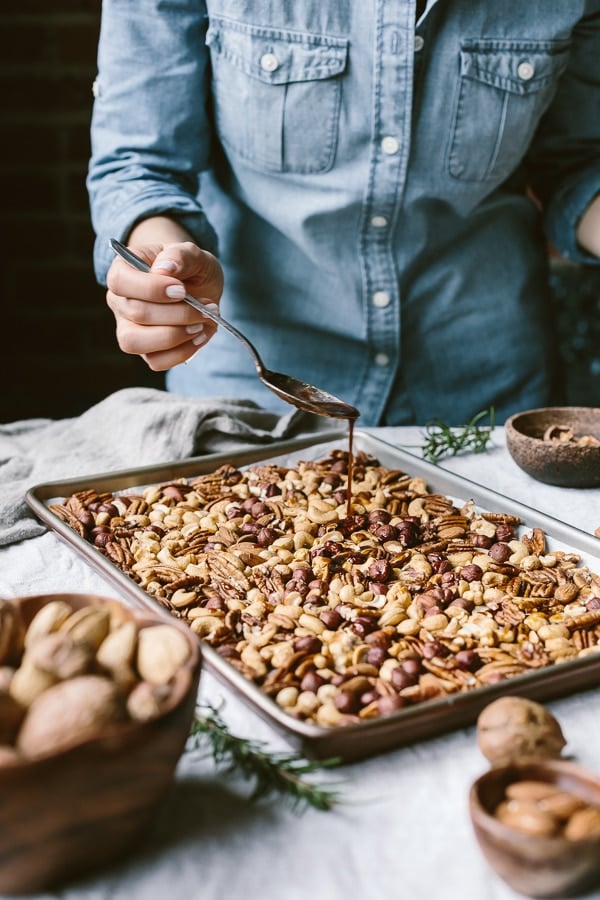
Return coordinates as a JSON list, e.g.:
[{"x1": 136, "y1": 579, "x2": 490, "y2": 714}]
[{"x1": 25, "y1": 430, "x2": 600, "y2": 761}]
